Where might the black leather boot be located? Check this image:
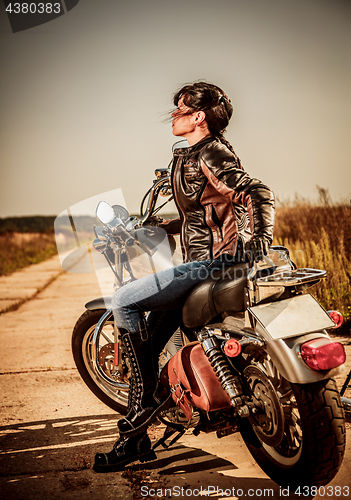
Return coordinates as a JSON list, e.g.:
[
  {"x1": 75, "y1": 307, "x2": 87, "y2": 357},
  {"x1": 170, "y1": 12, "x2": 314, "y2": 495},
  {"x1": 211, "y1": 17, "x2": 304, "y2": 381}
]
[
  {"x1": 93, "y1": 431, "x2": 156, "y2": 473},
  {"x1": 118, "y1": 324, "x2": 171, "y2": 436}
]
